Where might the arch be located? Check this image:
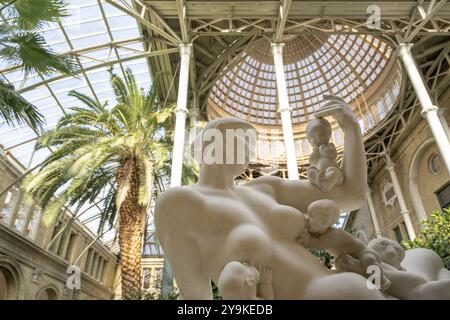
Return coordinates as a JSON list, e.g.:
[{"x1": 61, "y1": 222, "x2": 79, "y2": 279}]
[
  {"x1": 408, "y1": 138, "x2": 434, "y2": 221},
  {"x1": 0, "y1": 255, "x2": 24, "y2": 300},
  {"x1": 35, "y1": 284, "x2": 60, "y2": 300}
]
